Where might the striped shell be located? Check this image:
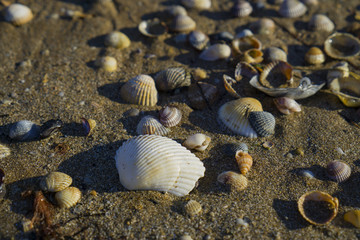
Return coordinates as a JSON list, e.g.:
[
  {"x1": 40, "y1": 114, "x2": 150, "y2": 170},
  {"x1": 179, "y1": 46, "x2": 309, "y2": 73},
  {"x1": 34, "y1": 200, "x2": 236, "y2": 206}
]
[
  {"x1": 188, "y1": 30, "x2": 210, "y2": 51},
  {"x1": 279, "y1": 0, "x2": 307, "y2": 18},
  {"x1": 259, "y1": 61, "x2": 295, "y2": 88},
  {"x1": 104, "y1": 31, "x2": 131, "y2": 49},
  {"x1": 55, "y1": 186, "x2": 82, "y2": 208},
  {"x1": 0, "y1": 144, "x2": 10, "y2": 159},
  {"x1": 155, "y1": 67, "x2": 191, "y2": 91},
  {"x1": 248, "y1": 111, "x2": 276, "y2": 137},
  {"x1": 136, "y1": 116, "x2": 170, "y2": 136},
  {"x1": 159, "y1": 106, "x2": 182, "y2": 127},
  {"x1": 273, "y1": 97, "x2": 301, "y2": 114},
  {"x1": 199, "y1": 44, "x2": 231, "y2": 61},
  {"x1": 249, "y1": 18, "x2": 275, "y2": 35},
  {"x1": 231, "y1": 0, "x2": 253, "y2": 17},
  {"x1": 94, "y1": 56, "x2": 117, "y2": 72},
  {"x1": 218, "y1": 98, "x2": 263, "y2": 138},
  {"x1": 326, "y1": 160, "x2": 351, "y2": 183},
  {"x1": 308, "y1": 14, "x2": 335, "y2": 32},
  {"x1": 305, "y1": 47, "x2": 325, "y2": 65},
  {"x1": 169, "y1": 15, "x2": 196, "y2": 33},
  {"x1": 5, "y1": 3, "x2": 33, "y2": 26},
  {"x1": 183, "y1": 133, "x2": 211, "y2": 152},
  {"x1": 344, "y1": 210, "x2": 360, "y2": 228},
  {"x1": 184, "y1": 200, "x2": 202, "y2": 216},
  {"x1": 40, "y1": 172, "x2": 73, "y2": 192},
  {"x1": 217, "y1": 171, "x2": 248, "y2": 191},
  {"x1": 228, "y1": 142, "x2": 249, "y2": 155},
  {"x1": 263, "y1": 47, "x2": 287, "y2": 63},
  {"x1": 235, "y1": 152, "x2": 253, "y2": 175},
  {"x1": 115, "y1": 135, "x2": 205, "y2": 196},
  {"x1": 181, "y1": 0, "x2": 211, "y2": 10},
  {"x1": 120, "y1": 74, "x2": 158, "y2": 106}
]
